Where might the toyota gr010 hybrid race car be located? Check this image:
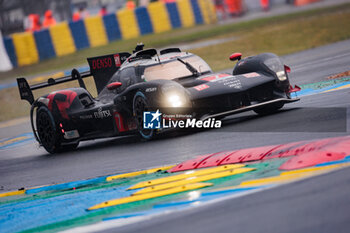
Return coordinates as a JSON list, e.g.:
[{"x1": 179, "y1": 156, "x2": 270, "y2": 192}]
[{"x1": 17, "y1": 44, "x2": 300, "y2": 153}]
